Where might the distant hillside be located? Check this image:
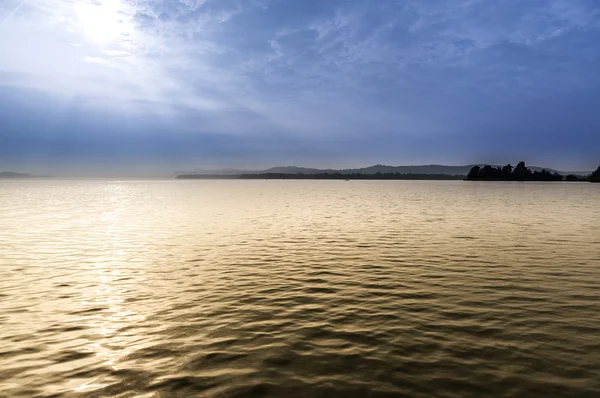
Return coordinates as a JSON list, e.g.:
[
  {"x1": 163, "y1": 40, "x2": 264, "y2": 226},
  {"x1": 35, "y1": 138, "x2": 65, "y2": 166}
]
[
  {"x1": 344, "y1": 165, "x2": 475, "y2": 175},
  {"x1": 178, "y1": 173, "x2": 465, "y2": 180},
  {"x1": 174, "y1": 168, "x2": 258, "y2": 176},
  {"x1": 258, "y1": 164, "x2": 584, "y2": 176},
  {"x1": 0, "y1": 172, "x2": 32, "y2": 178},
  {"x1": 262, "y1": 166, "x2": 338, "y2": 174},
  {"x1": 257, "y1": 165, "x2": 471, "y2": 175},
  {"x1": 178, "y1": 164, "x2": 591, "y2": 177}
]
